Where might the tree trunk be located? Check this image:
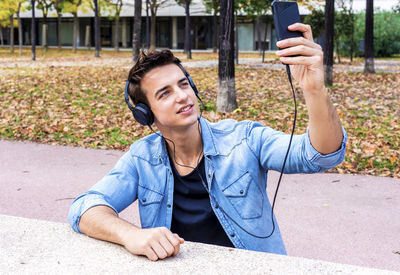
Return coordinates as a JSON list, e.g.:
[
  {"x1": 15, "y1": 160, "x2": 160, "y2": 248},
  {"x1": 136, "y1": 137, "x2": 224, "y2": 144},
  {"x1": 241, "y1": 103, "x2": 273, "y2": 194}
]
[
  {"x1": 262, "y1": 15, "x2": 268, "y2": 63},
  {"x1": 18, "y1": 3, "x2": 22, "y2": 55},
  {"x1": 217, "y1": 0, "x2": 237, "y2": 113},
  {"x1": 0, "y1": 27, "x2": 3, "y2": 45},
  {"x1": 145, "y1": 0, "x2": 150, "y2": 49},
  {"x1": 57, "y1": 13, "x2": 62, "y2": 50},
  {"x1": 31, "y1": 0, "x2": 36, "y2": 61},
  {"x1": 349, "y1": 0, "x2": 354, "y2": 63},
  {"x1": 323, "y1": 0, "x2": 334, "y2": 86},
  {"x1": 10, "y1": 15, "x2": 14, "y2": 53},
  {"x1": 256, "y1": 16, "x2": 261, "y2": 55},
  {"x1": 42, "y1": 16, "x2": 48, "y2": 51},
  {"x1": 184, "y1": 0, "x2": 192, "y2": 59},
  {"x1": 234, "y1": 15, "x2": 238, "y2": 65},
  {"x1": 364, "y1": 0, "x2": 374, "y2": 73},
  {"x1": 212, "y1": 9, "x2": 217, "y2": 53},
  {"x1": 336, "y1": 39, "x2": 341, "y2": 63},
  {"x1": 133, "y1": 0, "x2": 142, "y2": 61},
  {"x1": 94, "y1": 0, "x2": 100, "y2": 57},
  {"x1": 73, "y1": 13, "x2": 78, "y2": 53},
  {"x1": 114, "y1": 17, "x2": 120, "y2": 52},
  {"x1": 150, "y1": 5, "x2": 156, "y2": 51}
]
